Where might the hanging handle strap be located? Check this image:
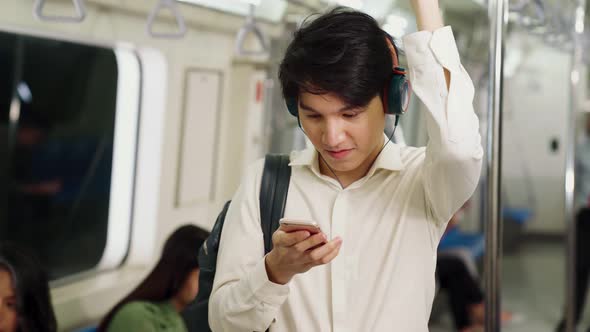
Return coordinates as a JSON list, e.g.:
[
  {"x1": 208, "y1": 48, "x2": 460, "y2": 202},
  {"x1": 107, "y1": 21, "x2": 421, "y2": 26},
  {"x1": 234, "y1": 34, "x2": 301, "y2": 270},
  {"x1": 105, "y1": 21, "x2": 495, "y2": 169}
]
[
  {"x1": 509, "y1": 0, "x2": 545, "y2": 26},
  {"x1": 33, "y1": 0, "x2": 86, "y2": 23},
  {"x1": 235, "y1": 5, "x2": 268, "y2": 56},
  {"x1": 146, "y1": 0, "x2": 187, "y2": 39}
]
